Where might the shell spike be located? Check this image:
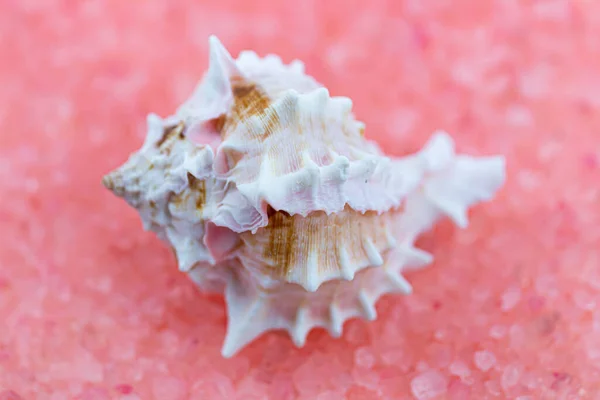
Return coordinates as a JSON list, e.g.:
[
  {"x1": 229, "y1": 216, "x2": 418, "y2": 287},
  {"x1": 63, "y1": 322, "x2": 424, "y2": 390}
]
[
  {"x1": 328, "y1": 303, "x2": 344, "y2": 337},
  {"x1": 142, "y1": 113, "x2": 167, "y2": 149},
  {"x1": 362, "y1": 237, "x2": 384, "y2": 267},
  {"x1": 337, "y1": 246, "x2": 355, "y2": 280},
  {"x1": 289, "y1": 59, "x2": 305, "y2": 73},
  {"x1": 207, "y1": 35, "x2": 241, "y2": 79},
  {"x1": 221, "y1": 273, "x2": 272, "y2": 358},
  {"x1": 385, "y1": 270, "x2": 413, "y2": 294},
  {"x1": 291, "y1": 305, "x2": 311, "y2": 346},
  {"x1": 303, "y1": 252, "x2": 321, "y2": 292},
  {"x1": 221, "y1": 299, "x2": 269, "y2": 358},
  {"x1": 358, "y1": 290, "x2": 377, "y2": 320},
  {"x1": 422, "y1": 152, "x2": 506, "y2": 229},
  {"x1": 399, "y1": 244, "x2": 434, "y2": 270}
]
